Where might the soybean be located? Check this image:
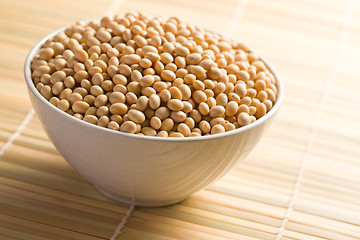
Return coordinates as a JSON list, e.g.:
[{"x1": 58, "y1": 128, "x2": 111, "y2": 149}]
[{"x1": 31, "y1": 13, "x2": 277, "y2": 137}]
